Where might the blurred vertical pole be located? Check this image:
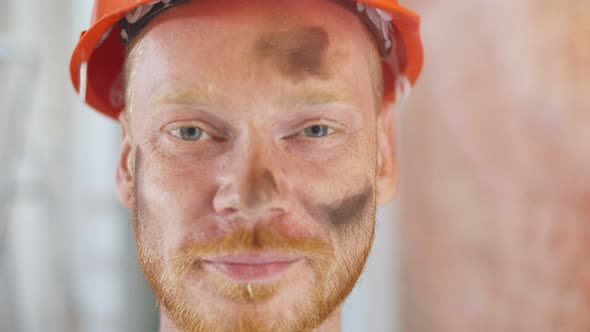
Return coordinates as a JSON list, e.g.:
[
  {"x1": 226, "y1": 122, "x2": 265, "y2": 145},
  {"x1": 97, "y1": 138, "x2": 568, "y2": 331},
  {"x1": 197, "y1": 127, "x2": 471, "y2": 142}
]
[
  {"x1": 0, "y1": 1, "x2": 21, "y2": 324},
  {"x1": 4, "y1": 0, "x2": 72, "y2": 331},
  {"x1": 399, "y1": 1, "x2": 590, "y2": 331},
  {"x1": 0, "y1": 13, "x2": 15, "y2": 332}
]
